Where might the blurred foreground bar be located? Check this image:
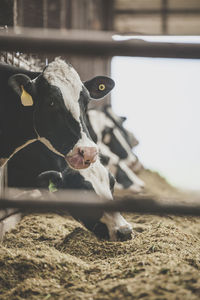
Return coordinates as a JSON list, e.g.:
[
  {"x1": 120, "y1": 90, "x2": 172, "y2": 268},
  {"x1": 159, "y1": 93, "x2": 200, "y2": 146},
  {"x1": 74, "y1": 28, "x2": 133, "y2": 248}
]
[
  {"x1": 1, "y1": 188, "x2": 200, "y2": 217},
  {"x1": 0, "y1": 28, "x2": 200, "y2": 59}
]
